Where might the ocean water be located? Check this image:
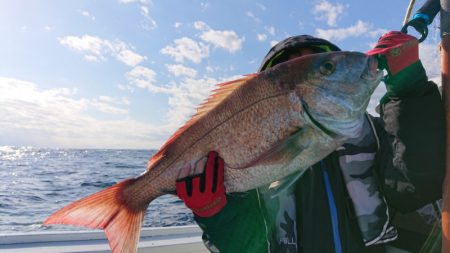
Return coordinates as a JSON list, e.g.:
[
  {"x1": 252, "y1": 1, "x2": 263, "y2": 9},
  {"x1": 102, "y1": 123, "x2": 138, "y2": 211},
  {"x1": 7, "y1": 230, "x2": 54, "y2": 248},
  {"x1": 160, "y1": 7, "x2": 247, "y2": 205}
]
[{"x1": 0, "y1": 146, "x2": 195, "y2": 234}]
